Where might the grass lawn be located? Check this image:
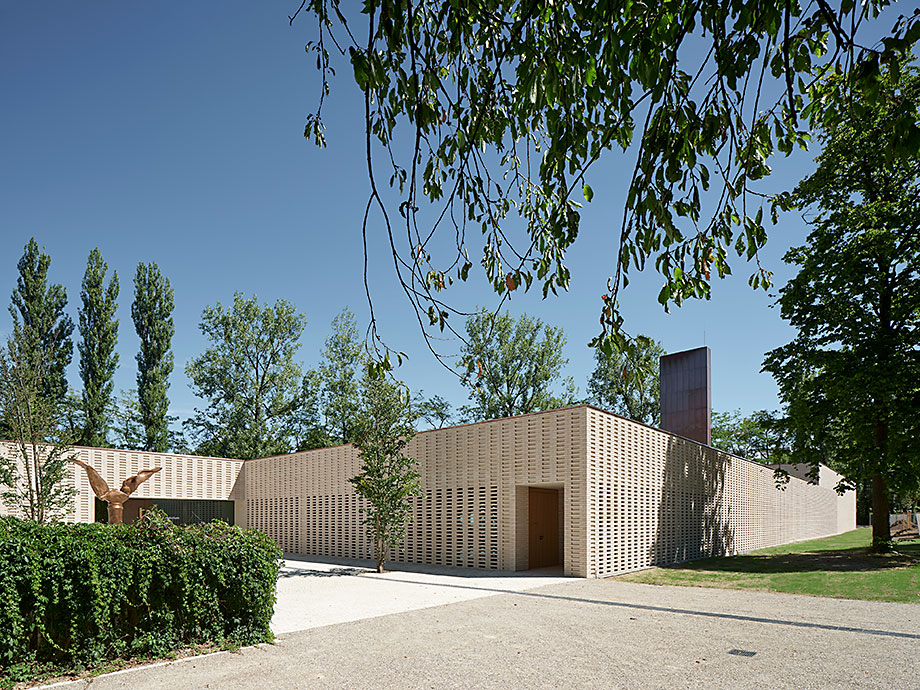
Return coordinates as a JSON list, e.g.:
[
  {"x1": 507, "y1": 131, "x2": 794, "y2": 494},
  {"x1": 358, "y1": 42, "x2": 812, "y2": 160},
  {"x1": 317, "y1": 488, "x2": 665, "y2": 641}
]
[{"x1": 614, "y1": 528, "x2": 920, "y2": 603}]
